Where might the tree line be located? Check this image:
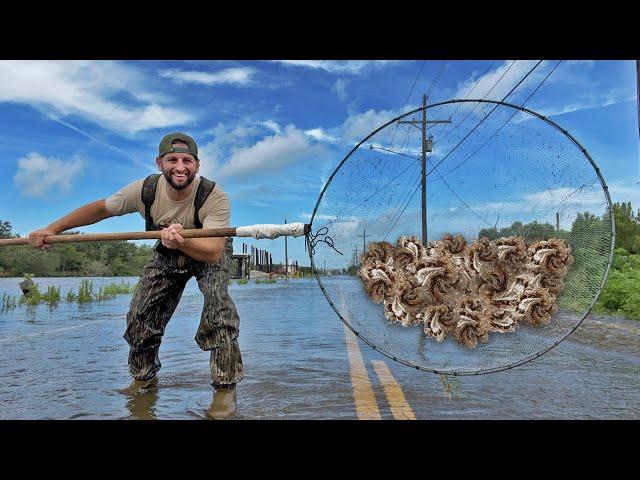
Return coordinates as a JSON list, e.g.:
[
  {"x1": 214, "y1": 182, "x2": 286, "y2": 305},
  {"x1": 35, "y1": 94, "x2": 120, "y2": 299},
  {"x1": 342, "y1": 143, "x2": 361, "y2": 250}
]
[
  {"x1": 478, "y1": 202, "x2": 640, "y2": 254},
  {"x1": 0, "y1": 222, "x2": 154, "y2": 277}
]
